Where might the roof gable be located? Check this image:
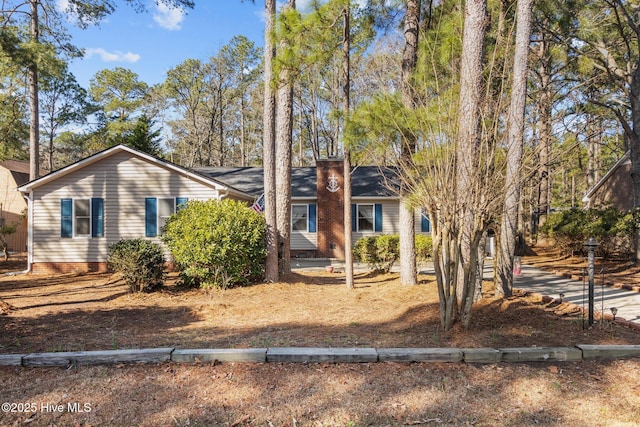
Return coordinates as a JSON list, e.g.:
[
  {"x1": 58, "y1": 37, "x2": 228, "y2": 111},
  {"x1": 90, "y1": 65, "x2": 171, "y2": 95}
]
[
  {"x1": 582, "y1": 151, "x2": 631, "y2": 202},
  {"x1": 17, "y1": 145, "x2": 252, "y2": 199}
]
